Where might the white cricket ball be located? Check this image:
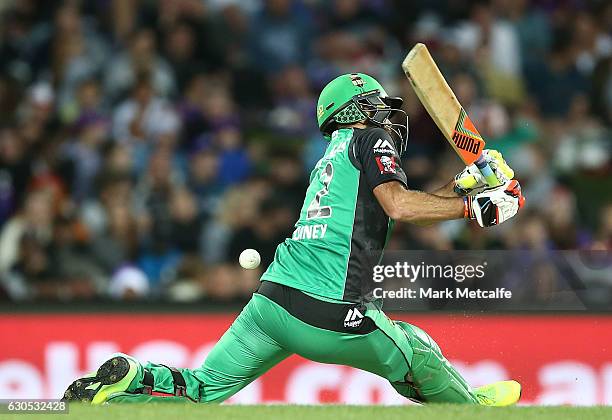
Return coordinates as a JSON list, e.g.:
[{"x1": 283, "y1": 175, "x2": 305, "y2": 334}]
[{"x1": 239, "y1": 249, "x2": 261, "y2": 269}]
